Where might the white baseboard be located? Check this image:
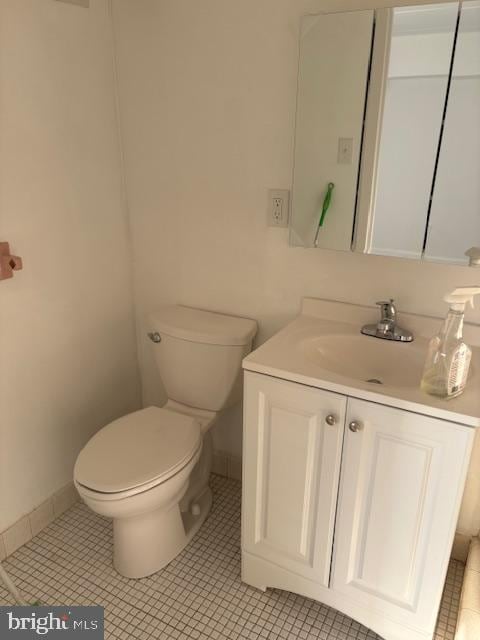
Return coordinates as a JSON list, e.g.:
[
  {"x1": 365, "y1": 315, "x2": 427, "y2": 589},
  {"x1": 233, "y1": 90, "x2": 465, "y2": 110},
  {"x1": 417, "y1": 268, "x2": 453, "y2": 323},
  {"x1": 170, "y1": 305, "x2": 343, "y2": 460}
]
[
  {"x1": 0, "y1": 452, "x2": 238, "y2": 562},
  {"x1": 0, "y1": 482, "x2": 79, "y2": 560},
  {"x1": 212, "y1": 450, "x2": 242, "y2": 481}
]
